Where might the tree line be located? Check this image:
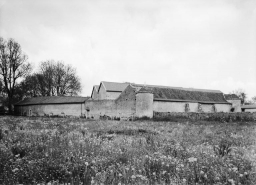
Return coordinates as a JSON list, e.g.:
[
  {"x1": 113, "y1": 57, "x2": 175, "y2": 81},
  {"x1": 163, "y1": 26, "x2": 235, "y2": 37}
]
[{"x1": 0, "y1": 37, "x2": 81, "y2": 114}]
